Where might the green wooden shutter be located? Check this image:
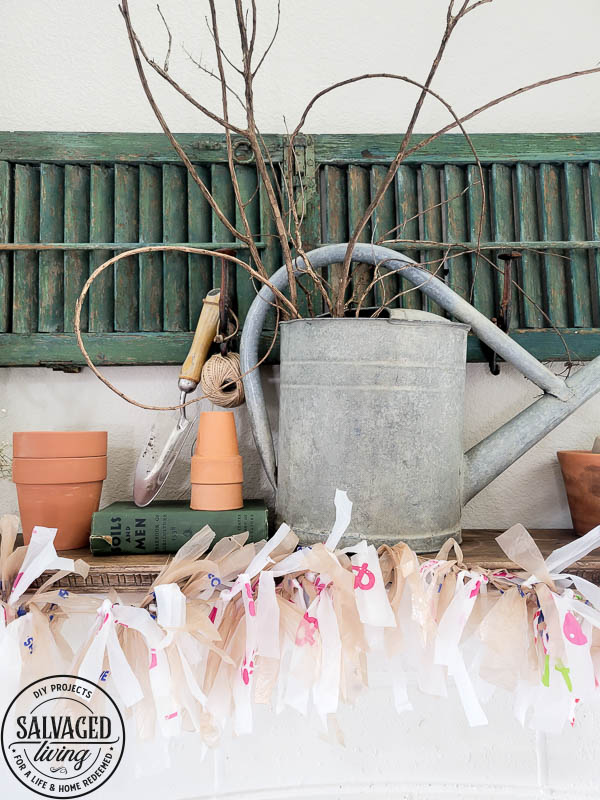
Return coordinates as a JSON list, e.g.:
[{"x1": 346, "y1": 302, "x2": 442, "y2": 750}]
[{"x1": 1, "y1": 132, "x2": 600, "y2": 366}]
